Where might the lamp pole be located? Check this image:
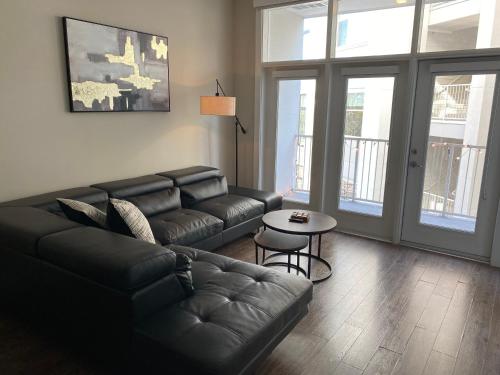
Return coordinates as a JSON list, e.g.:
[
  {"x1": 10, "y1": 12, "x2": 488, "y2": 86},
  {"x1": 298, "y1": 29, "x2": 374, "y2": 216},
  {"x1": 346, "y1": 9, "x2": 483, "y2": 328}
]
[{"x1": 215, "y1": 80, "x2": 247, "y2": 186}]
